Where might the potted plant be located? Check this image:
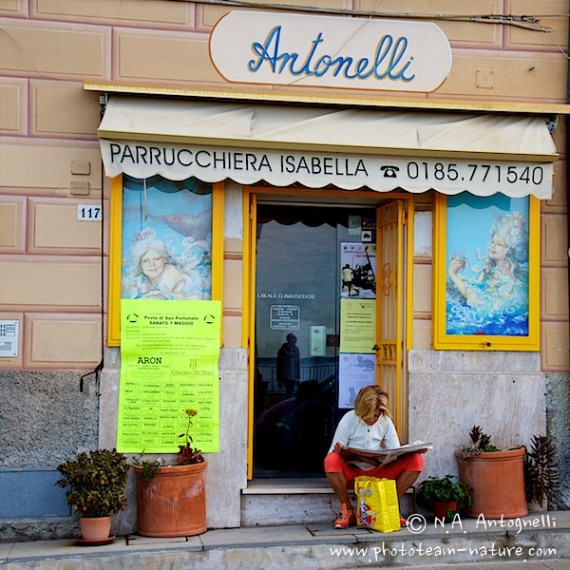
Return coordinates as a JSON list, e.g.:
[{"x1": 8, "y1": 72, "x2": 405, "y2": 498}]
[
  {"x1": 456, "y1": 425, "x2": 527, "y2": 519},
  {"x1": 133, "y1": 407, "x2": 207, "y2": 537},
  {"x1": 417, "y1": 474, "x2": 472, "y2": 520},
  {"x1": 56, "y1": 448, "x2": 130, "y2": 543}
]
